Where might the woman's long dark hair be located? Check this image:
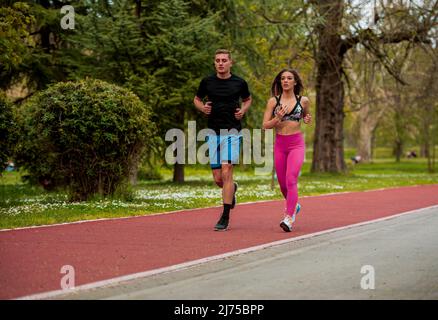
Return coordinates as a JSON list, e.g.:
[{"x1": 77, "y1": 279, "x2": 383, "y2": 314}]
[{"x1": 271, "y1": 69, "x2": 304, "y2": 97}]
